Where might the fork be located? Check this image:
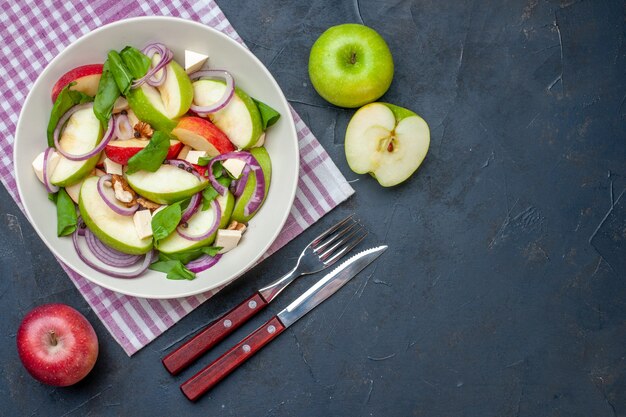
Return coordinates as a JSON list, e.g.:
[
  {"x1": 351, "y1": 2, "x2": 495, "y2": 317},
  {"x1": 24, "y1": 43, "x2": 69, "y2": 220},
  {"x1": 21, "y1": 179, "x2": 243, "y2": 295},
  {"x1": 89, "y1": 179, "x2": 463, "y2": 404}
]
[{"x1": 162, "y1": 214, "x2": 367, "y2": 375}]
